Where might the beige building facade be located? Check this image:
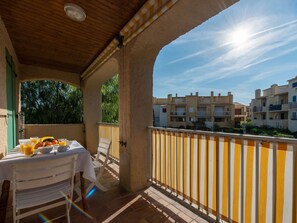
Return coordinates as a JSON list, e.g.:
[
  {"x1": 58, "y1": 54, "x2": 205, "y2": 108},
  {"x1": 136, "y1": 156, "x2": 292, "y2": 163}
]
[
  {"x1": 153, "y1": 92, "x2": 236, "y2": 129},
  {"x1": 251, "y1": 82, "x2": 293, "y2": 130}
]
